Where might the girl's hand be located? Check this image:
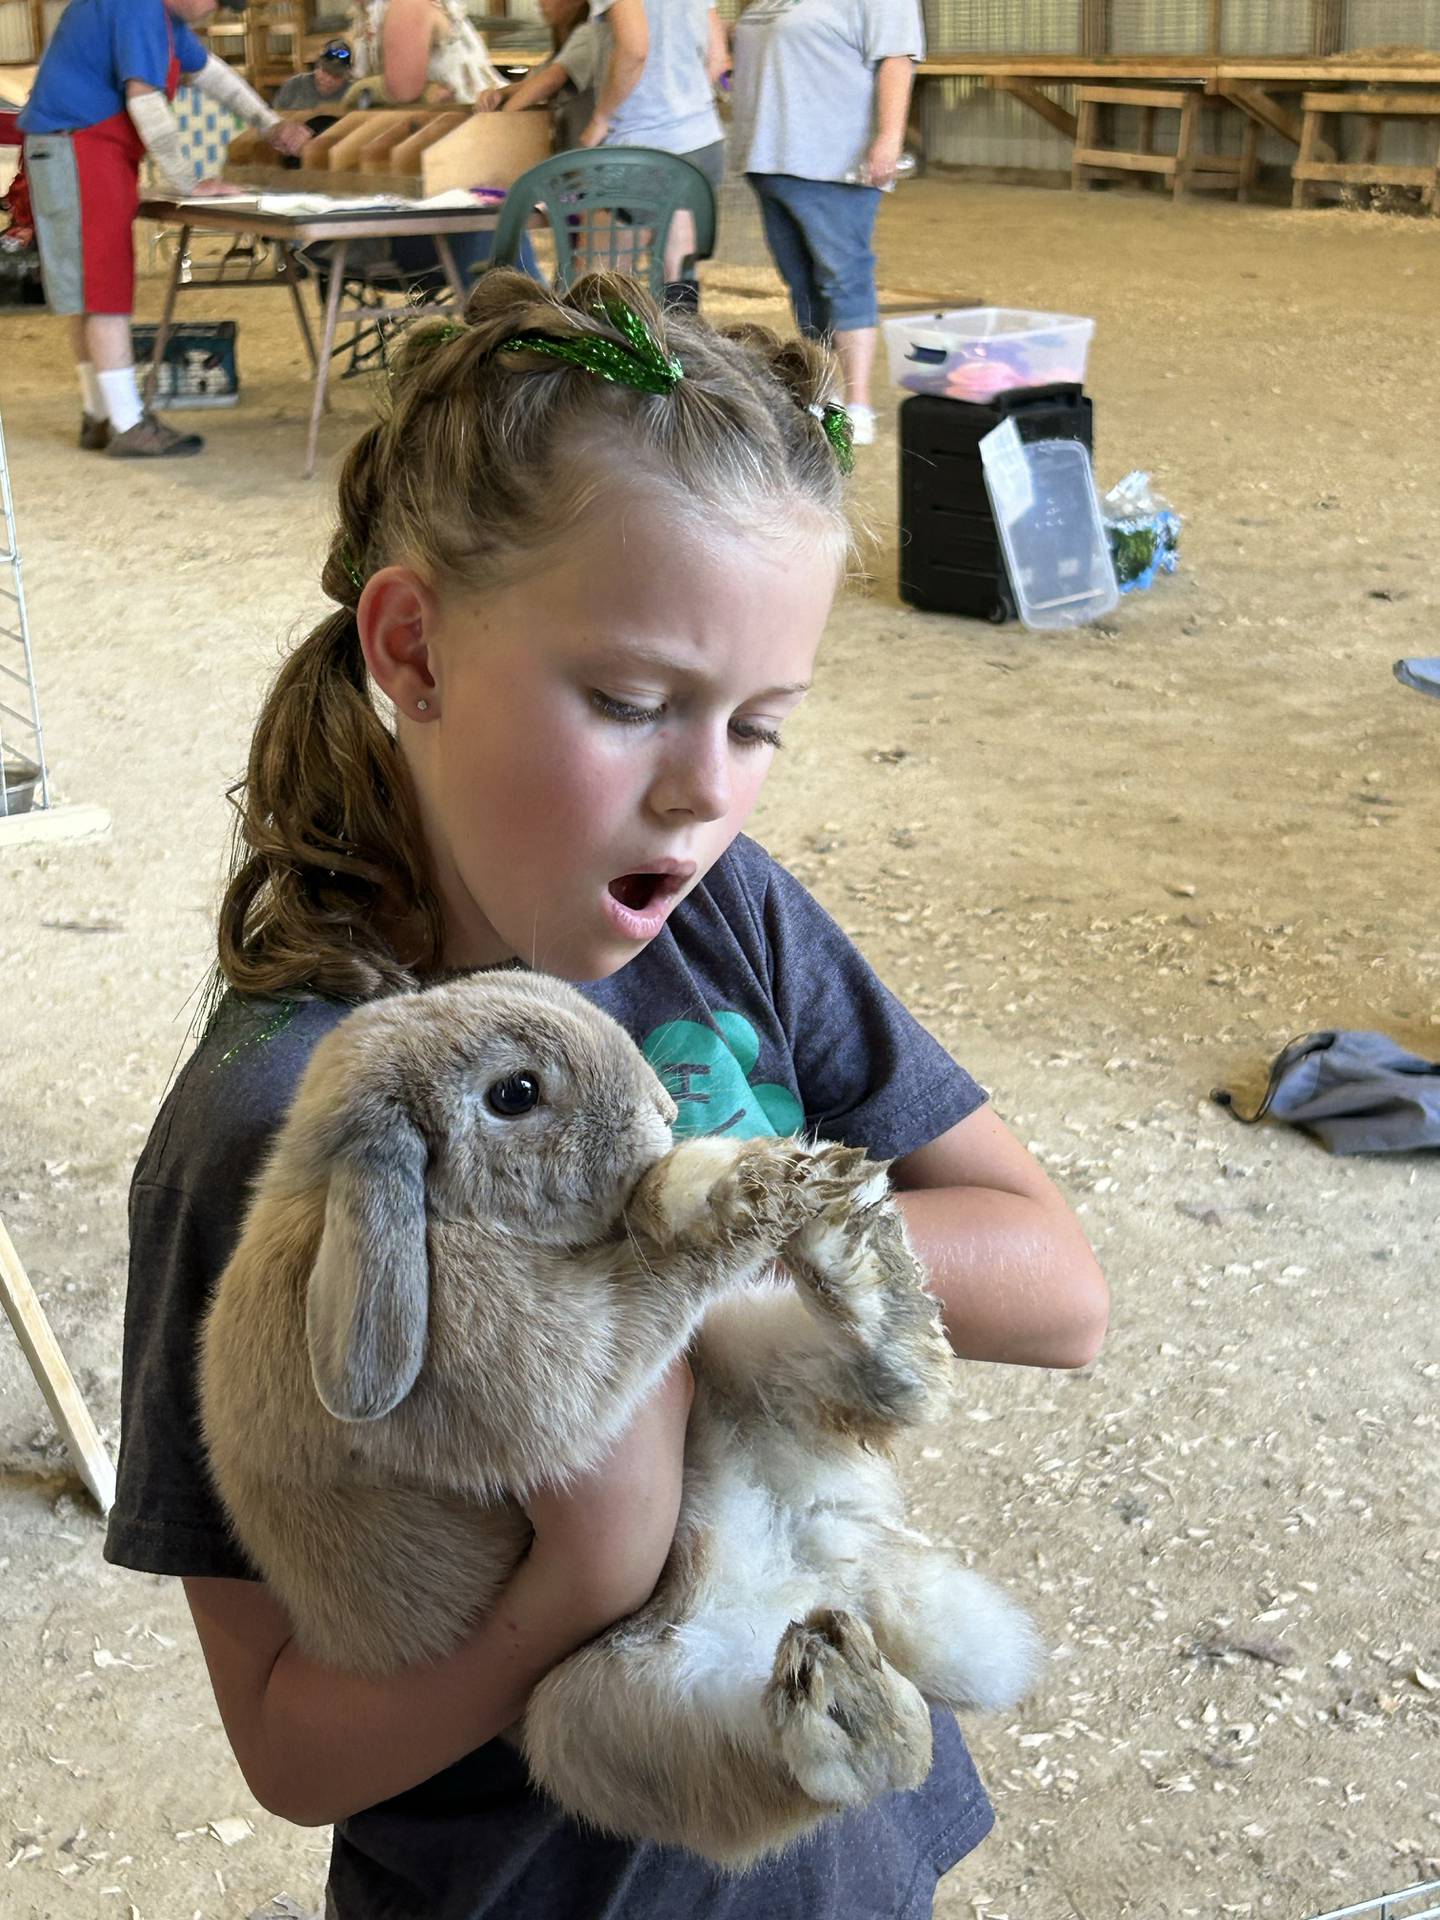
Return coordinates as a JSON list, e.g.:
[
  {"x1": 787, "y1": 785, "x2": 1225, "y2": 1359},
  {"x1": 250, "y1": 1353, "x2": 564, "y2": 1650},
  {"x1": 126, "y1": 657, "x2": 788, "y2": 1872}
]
[
  {"x1": 473, "y1": 86, "x2": 508, "y2": 112},
  {"x1": 523, "y1": 1358, "x2": 694, "y2": 1626}
]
